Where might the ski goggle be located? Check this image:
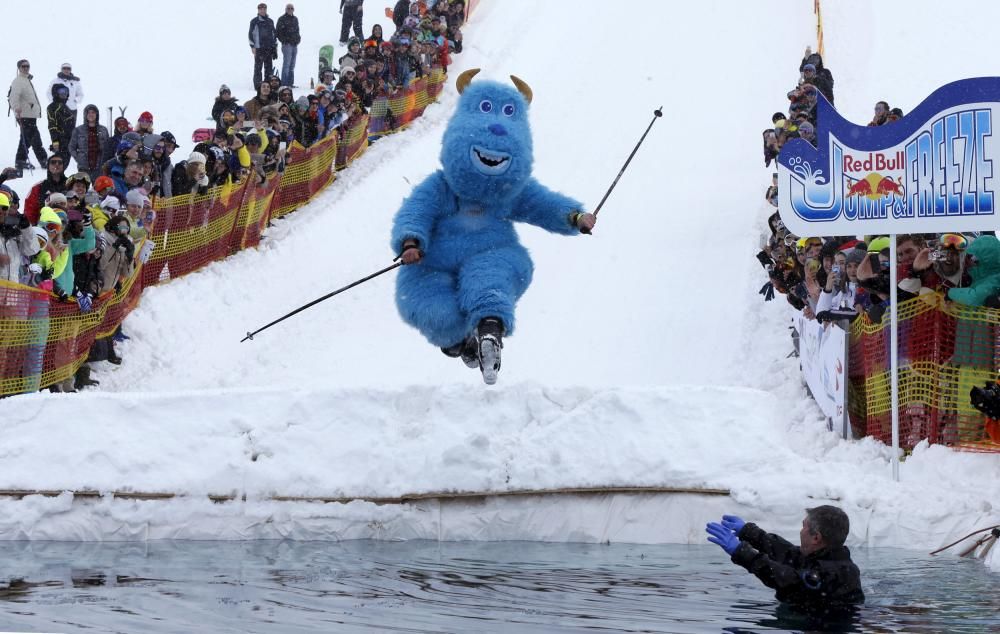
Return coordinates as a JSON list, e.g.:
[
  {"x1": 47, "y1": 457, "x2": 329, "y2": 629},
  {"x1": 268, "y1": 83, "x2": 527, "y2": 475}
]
[
  {"x1": 44, "y1": 222, "x2": 61, "y2": 232},
  {"x1": 939, "y1": 233, "x2": 968, "y2": 250}
]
